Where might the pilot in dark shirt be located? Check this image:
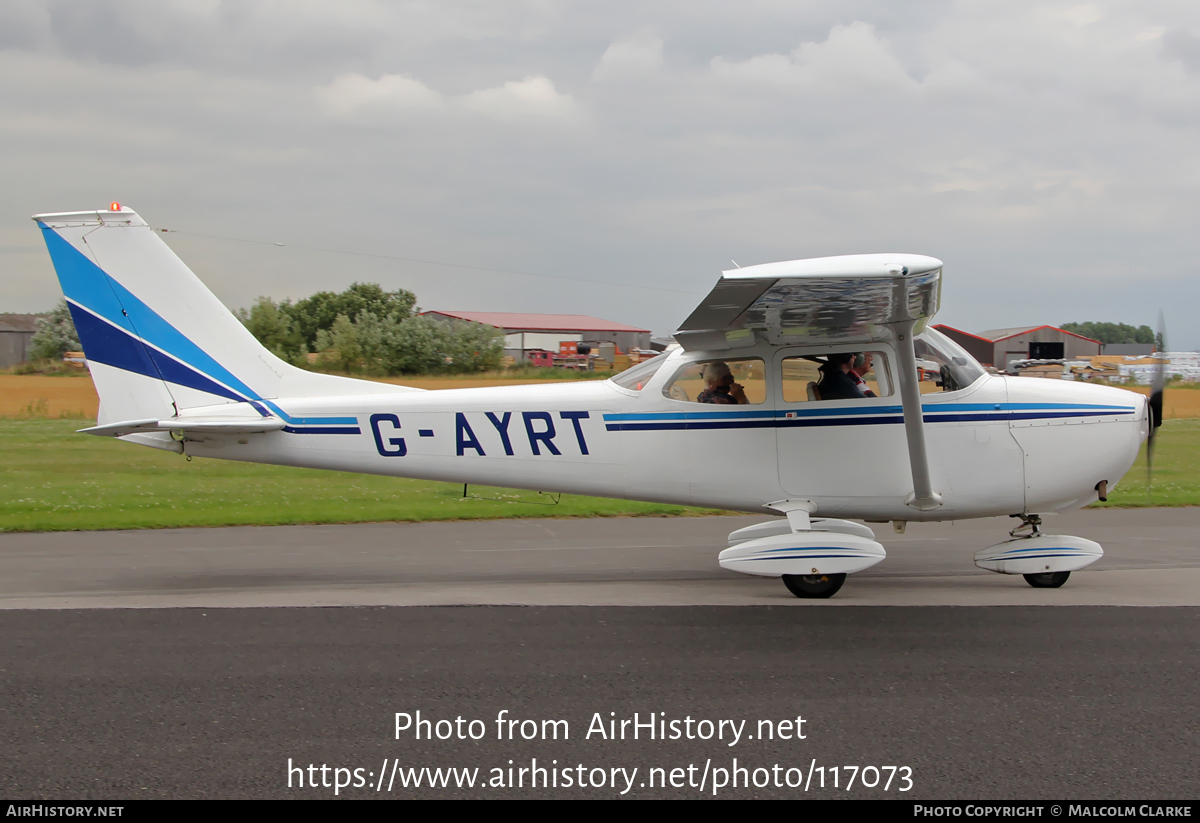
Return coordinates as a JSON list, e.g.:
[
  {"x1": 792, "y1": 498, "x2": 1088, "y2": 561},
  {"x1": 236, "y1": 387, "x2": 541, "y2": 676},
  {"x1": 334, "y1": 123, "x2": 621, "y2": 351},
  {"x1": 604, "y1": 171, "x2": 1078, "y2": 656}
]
[{"x1": 817, "y1": 353, "x2": 866, "y2": 401}]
